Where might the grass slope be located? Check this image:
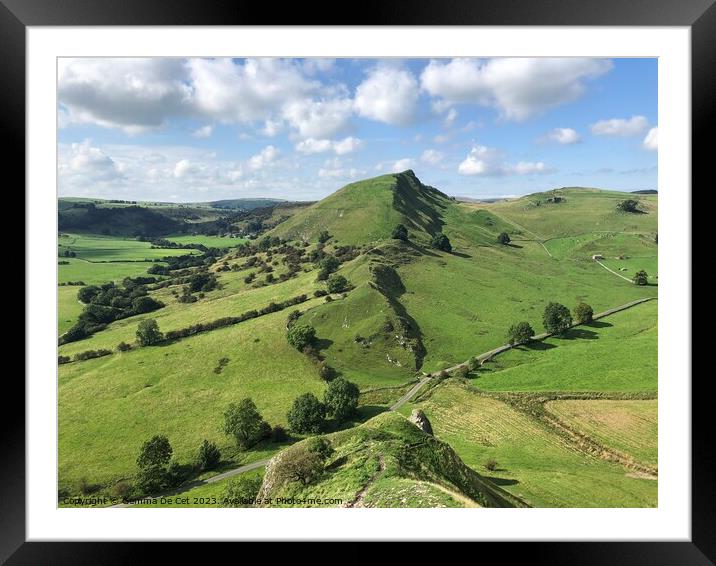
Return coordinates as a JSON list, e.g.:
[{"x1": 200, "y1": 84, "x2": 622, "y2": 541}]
[{"x1": 400, "y1": 382, "x2": 656, "y2": 507}]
